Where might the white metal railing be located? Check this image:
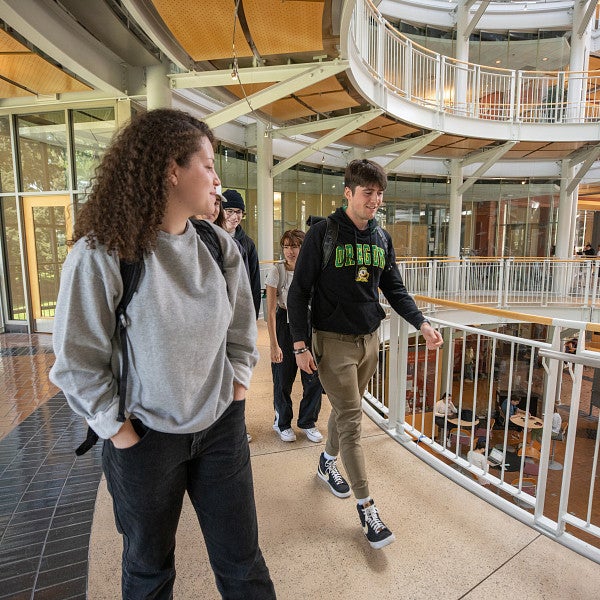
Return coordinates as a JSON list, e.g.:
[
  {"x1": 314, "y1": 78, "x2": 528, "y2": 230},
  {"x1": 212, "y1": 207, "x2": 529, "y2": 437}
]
[
  {"x1": 397, "y1": 257, "x2": 600, "y2": 311},
  {"x1": 352, "y1": 0, "x2": 600, "y2": 125},
  {"x1": 365, "y1": 306, "x2": 600, "y2": 563}
]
